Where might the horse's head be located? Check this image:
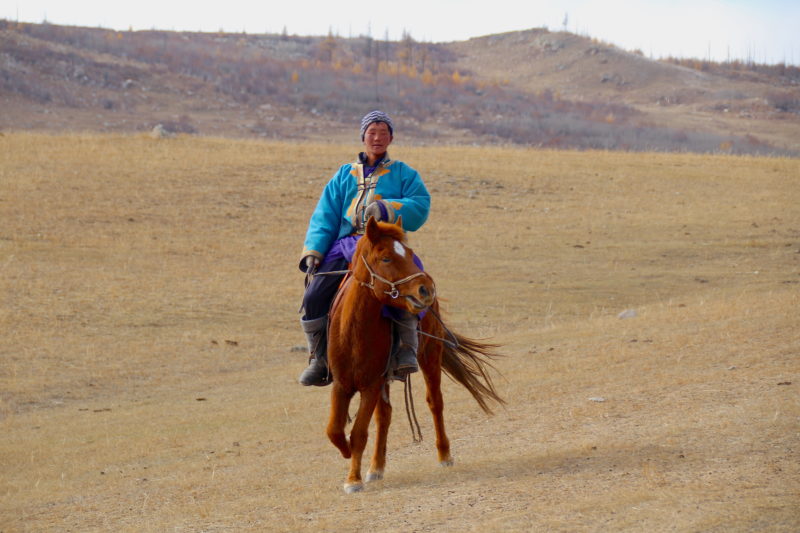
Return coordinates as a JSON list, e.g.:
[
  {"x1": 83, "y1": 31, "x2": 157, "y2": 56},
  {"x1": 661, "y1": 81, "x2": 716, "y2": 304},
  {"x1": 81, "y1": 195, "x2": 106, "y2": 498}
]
[{"x1": 355, "y1": 217, "x2": 435, "y2": 313}]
